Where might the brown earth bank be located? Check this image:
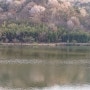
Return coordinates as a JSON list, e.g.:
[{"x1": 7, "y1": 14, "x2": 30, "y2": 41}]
[{"x1": 0, "y1": 43, "x2": 90, "y2": 47}]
